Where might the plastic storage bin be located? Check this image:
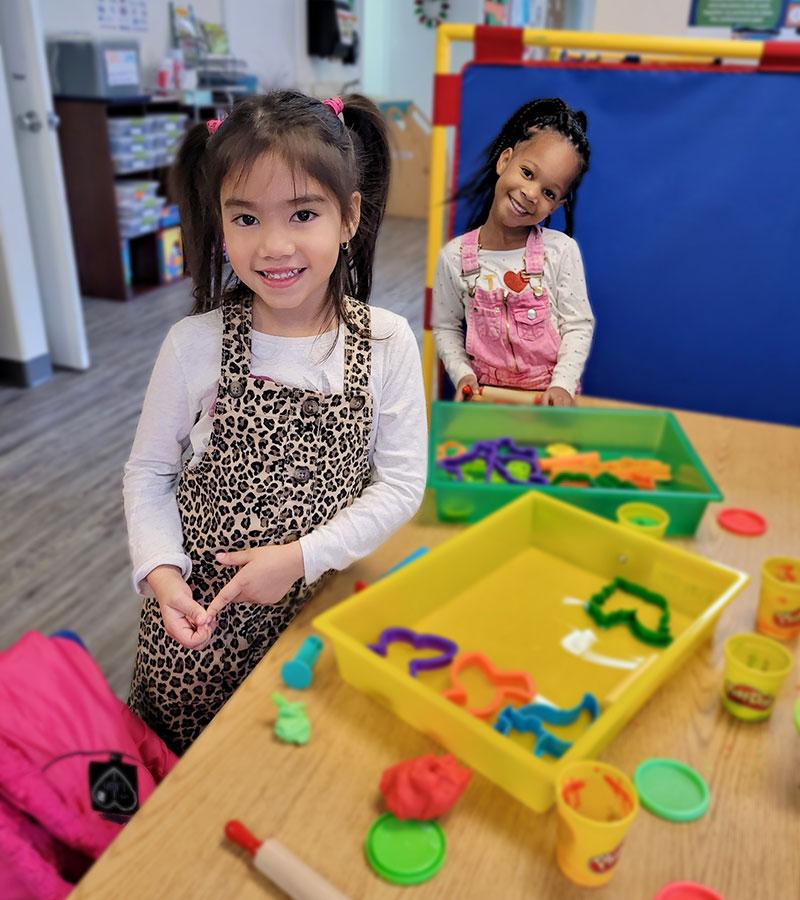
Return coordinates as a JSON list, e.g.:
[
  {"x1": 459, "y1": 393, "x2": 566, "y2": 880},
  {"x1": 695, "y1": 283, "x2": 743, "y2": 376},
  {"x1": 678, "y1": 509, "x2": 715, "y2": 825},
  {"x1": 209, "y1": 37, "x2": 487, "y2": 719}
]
[
  {"x1": 117, "y1": 194, "x2": 161, "y2": 215},
  {"x1": 107, "y1": 116, "x2": 151, "y2": 138},
  {"x1": 109, "y1": 133, "x2": 155, "y2": 155},
  {"x1": 314, "y1": 492, "x2": 748, "y2": 812},
  {"x1": 147, "y1": 112, "x2": 188, "y2": 133},
  {"x1": 428, "y1": 403, "x2": 722, "y2": 536},
  {"x1": 114, "y1": 179, "x2": 160, "y2": 202},
  {"x1": 112, "y1": 148, "x2": 155, "y2": 174},
  {"x1": 119, "y1": 214, "x2": 159, "y2": 239}
]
